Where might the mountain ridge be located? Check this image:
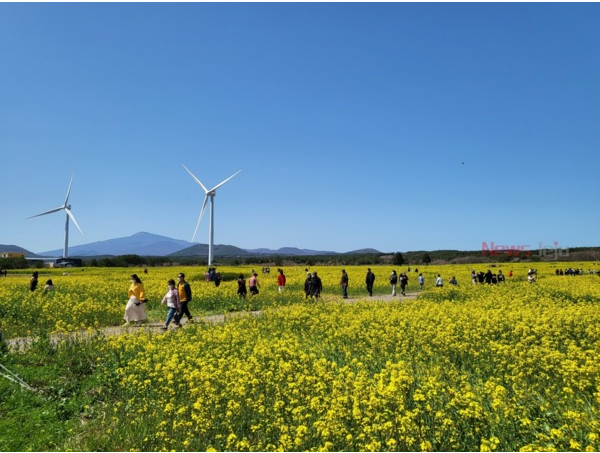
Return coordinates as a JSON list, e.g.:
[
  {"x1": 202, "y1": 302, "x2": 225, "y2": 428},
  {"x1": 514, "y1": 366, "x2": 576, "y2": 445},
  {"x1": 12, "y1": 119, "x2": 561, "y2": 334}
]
[
  {"x1": 3, "y1": 232, "x2": 382, "y2": 257},
  {"x1": 2, "y1": 235, "x2": 598, "y2": 262},
  {"x1": 37, "y1": 232, "x2": 193, "y2": 257}
]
